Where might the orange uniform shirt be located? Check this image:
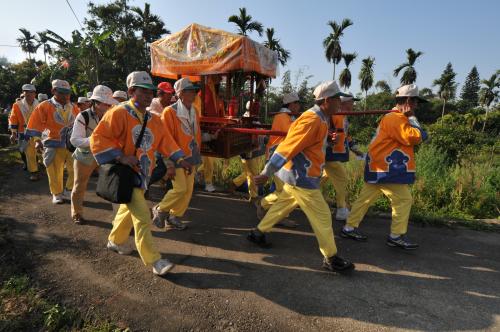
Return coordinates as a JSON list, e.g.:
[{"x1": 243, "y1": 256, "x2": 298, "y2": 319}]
[
  {"x1": 365, "y1": 110, "x2": 427, "y2": 184},
  {"x1": 8, "y1": 99, "x2": 39, "y2": 140},
  {"x1": 161, "y1": 101, "x2": 202, "y2": 167},
  {"x1": 26, "y1": 98, "x2": 79, "y2": 148},
  {"x1": 90, "y1": 101, "x2": 183, "y2": 188},
  {"x1": 325, "y1": 114, "x2": 352, "y2": 162},
  {"x1": 262, "y1": 105, "x2": 329, "y2": 189},
  {"x1": 266, "y1": 109, "x2": 294, "y2": 157}
]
